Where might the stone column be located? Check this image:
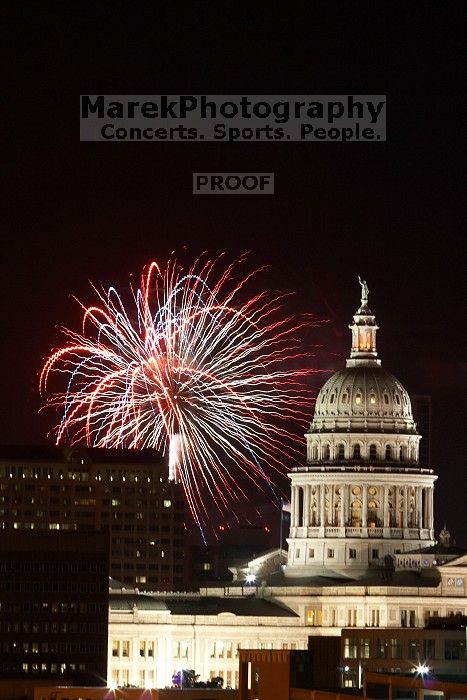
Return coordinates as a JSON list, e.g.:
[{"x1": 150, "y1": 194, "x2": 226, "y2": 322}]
[
  {"x1": 340, "y1": 485, "x2": 345, "y2": 527},
  {"x1": 362, "y1": 484, "x2": 368, "y2": 528},
  {"x1": 319, "y1": 484, "x2": 325, "y2": 527},
  {"x1": 344, "y1": 484, "x2": 349, "y2": 526},
  {"x1": 417, "y1": 486, "x2": 423, "y2": 529},
  {"x1": 428, "y1": 487, "x2": 434, "y2": 530},
  {"x1": 293, "y1": 485, "x2": 300, "y2": 527},
  {"x1": 303, "y1": 484, "x2": 310, "y2": 528},
  {"x1": 383, "y1": 486, "x2": 389, "y2": 528},
  {"x1": 403, "y1": 486, "x2": 408, "y2": 528}
]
